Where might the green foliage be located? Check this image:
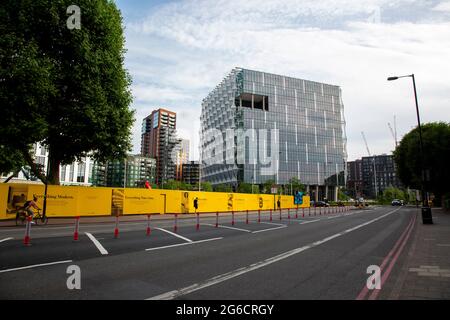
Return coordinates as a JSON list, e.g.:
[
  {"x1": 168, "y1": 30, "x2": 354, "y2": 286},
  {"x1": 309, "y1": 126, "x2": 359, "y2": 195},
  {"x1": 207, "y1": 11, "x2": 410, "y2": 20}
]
[
  {"x1": 262, "y1": 179, "x2": 275, "y2": 194},
  {"x1": 200, "y1": 182, "x2": 213, "y2": 192},
  {"x1": 214, "y1": 184, "x2": 233, "y2": 193},
  {"x1": 338, "y1": 188, "x2": 350, "y2": 201},
  {"x1": 377, "y1": 187, "x2": 406, "y2": 204},
  {"x1": 0, "y1": 0, "x2": 134, "y2": 184},
  {"x1": 162, "y1": 180, "x2": 193, "y2": 191},
  {"x1": 288, "y1": 177, "x2": 306, "y2": 194},
  {"x1": 237, "y1": 183, "x2": 253, "y2": 194},
  {"x1": 394, "y1": 122, "x2": 450, "y2": 200}
]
